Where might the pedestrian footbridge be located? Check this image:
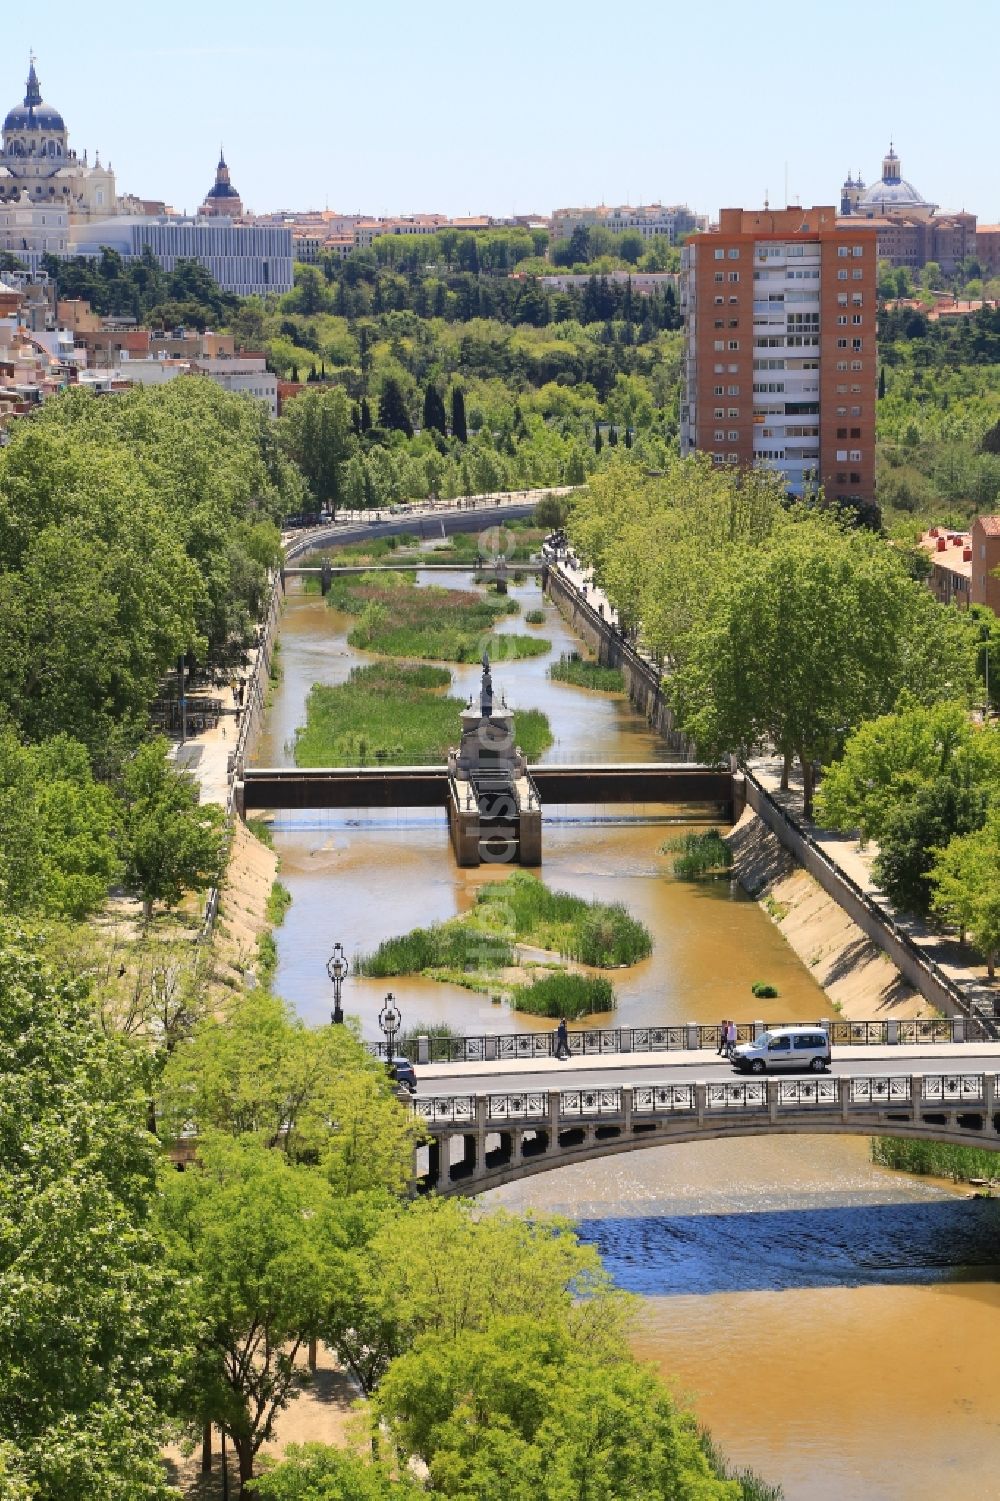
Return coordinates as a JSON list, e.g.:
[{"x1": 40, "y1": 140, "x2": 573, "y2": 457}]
[{"x1": 411, "y1": 1047, "x2": 1000, "y2": 1195}]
